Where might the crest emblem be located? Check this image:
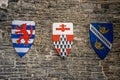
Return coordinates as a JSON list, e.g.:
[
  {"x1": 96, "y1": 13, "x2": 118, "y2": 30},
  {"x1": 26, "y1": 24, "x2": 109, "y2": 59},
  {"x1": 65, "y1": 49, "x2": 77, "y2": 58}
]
[
  {"x1": 11, "y1": 20, "x2": 35, "y2": 57},
  {"x1": 52, "y1": 23, "x2": 73, "y2": 59},
  {"x1": 90, "y1": 23, "x2": 113, "y2": 59}
]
